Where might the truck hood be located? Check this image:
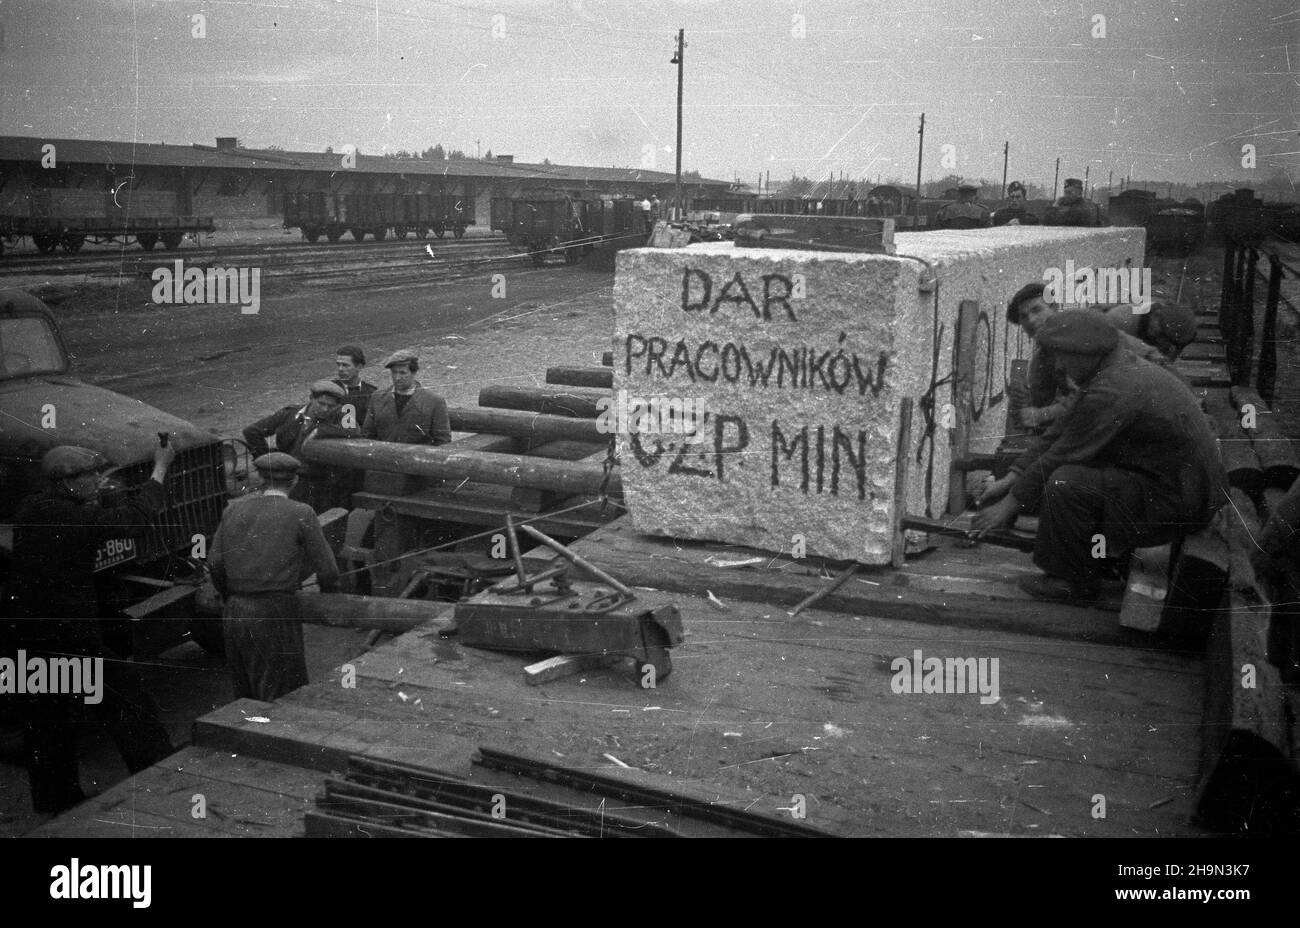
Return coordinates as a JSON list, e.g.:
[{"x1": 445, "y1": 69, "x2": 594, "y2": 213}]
[{"x1": 0, "y1": 375, "x2": 217, "y2": 464}]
